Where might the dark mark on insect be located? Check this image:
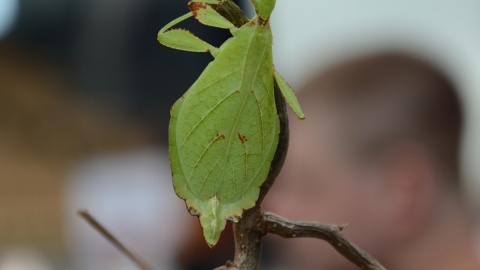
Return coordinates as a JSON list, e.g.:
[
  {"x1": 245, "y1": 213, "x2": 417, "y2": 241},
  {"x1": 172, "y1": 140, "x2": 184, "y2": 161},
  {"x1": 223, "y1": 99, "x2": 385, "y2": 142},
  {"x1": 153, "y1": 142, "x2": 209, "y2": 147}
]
[
  {"x1": 238, "y1": 133, "x2": 247, "y2": 144},
  {"x1": 188, "y1": 2, "x2": 207, "y2": 17},
  {"x1": 213, "y1": 133, "x2": 226, "y2": 143}
]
